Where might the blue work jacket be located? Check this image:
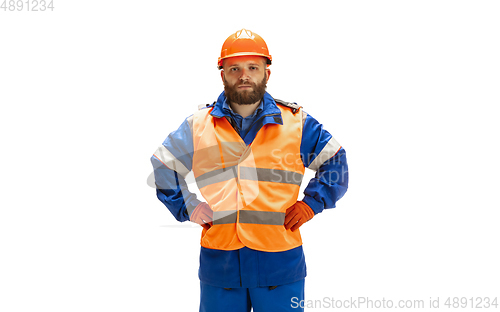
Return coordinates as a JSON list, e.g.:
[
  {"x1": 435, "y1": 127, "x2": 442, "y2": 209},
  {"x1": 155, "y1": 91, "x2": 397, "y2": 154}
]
[{"x1": 151, "y1": 91, "x2": 348, "y2": 288}]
